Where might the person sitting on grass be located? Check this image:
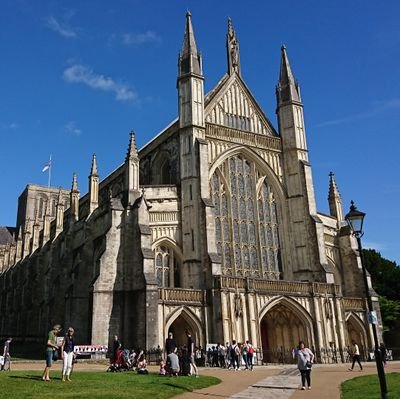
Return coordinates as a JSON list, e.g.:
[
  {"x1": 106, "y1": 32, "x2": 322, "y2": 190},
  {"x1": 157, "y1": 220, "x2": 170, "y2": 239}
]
[
  {"x1": 159, "y1": 359, "x2": 166, "y2": 375},
  {"x1": 167, "y1": 347, "x2": 180, "y2": 377},
  {"x1": 137, "y1": 354, "x2": 148, "y2": 374}
]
